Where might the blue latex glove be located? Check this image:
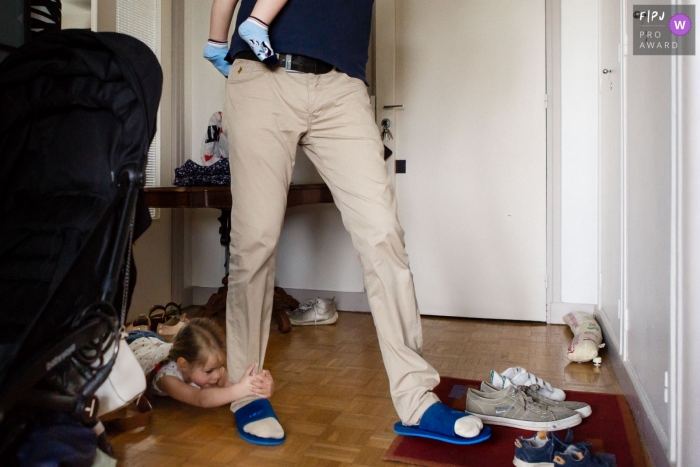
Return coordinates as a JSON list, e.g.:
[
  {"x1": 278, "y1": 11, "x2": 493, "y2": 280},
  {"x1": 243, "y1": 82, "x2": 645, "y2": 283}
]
[{"x1": 203, "y1": 42, "x2": 231, "y2": 77}]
